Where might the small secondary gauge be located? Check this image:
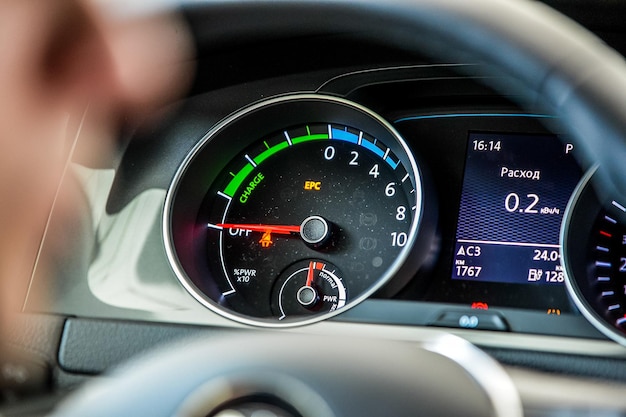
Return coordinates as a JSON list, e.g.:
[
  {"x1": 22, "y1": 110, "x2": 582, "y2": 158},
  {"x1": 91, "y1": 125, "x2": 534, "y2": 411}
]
[{"x1": 271, "y1": 259, "x2": 347, "y2": 319}]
